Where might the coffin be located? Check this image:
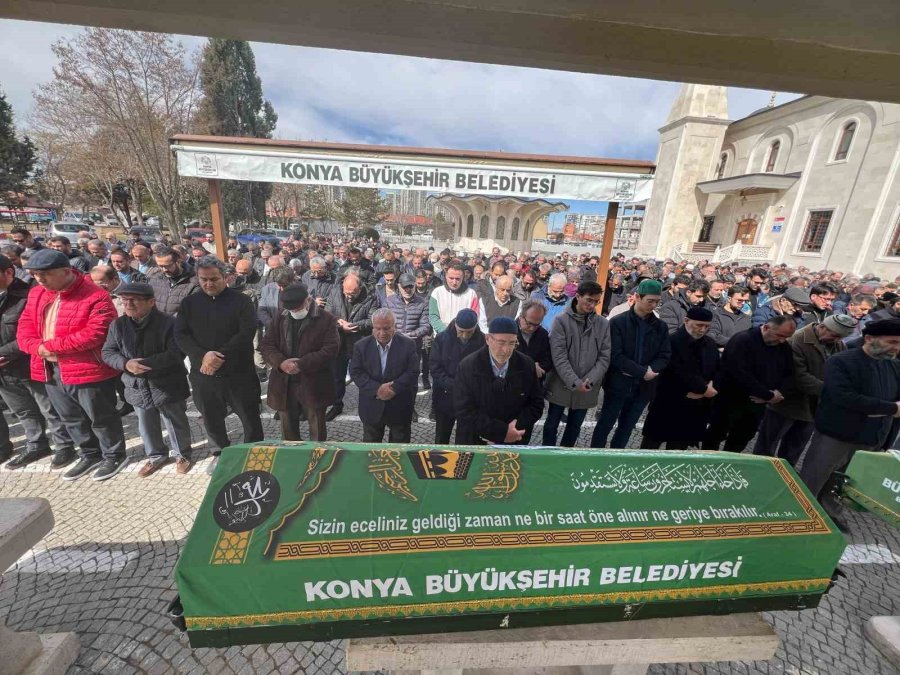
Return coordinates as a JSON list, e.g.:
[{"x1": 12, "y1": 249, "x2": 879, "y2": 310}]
[
  {"x1": 174, "y1": 443, "x2": 846, "y2": 647},
  {"x1": 841, "y1": 450, "x2": 900, "y2": 527}
]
